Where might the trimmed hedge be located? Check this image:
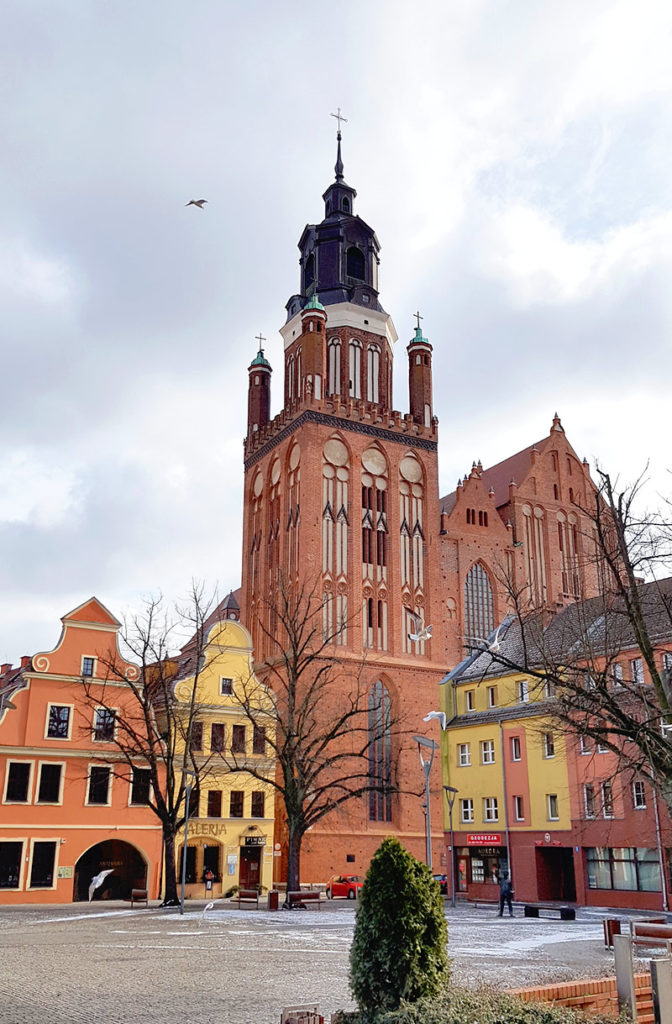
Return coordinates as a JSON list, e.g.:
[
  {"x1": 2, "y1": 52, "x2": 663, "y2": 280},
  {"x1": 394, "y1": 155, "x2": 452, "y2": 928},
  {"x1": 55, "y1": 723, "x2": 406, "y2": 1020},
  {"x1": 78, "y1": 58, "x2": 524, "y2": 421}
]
[{"x1": 337, "y1": 987, "x2": 619, "y2": 1024}]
